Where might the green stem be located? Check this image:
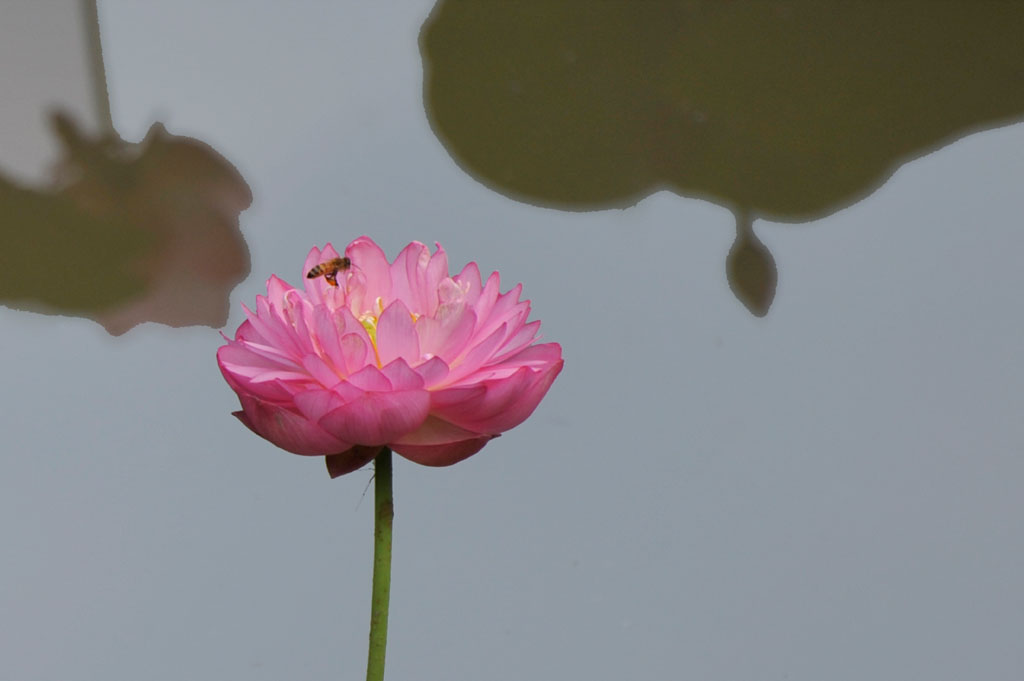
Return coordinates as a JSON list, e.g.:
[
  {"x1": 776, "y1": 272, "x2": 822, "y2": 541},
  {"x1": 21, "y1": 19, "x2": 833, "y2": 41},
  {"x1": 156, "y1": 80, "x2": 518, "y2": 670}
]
[{"x1": 366, "y1": 448, "x2": 393, "y2": 681}]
